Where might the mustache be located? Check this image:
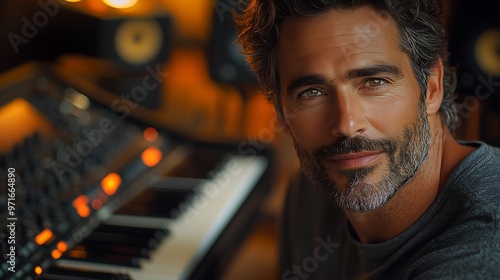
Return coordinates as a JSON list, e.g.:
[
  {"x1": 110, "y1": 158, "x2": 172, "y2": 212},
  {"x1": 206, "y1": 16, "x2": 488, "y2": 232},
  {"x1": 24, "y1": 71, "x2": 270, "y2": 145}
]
[{"x1": 314, "y1": 136, "x2": 397, "y2": 161}]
